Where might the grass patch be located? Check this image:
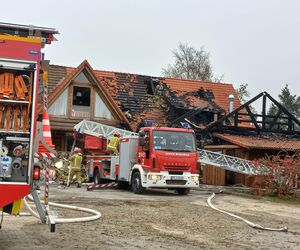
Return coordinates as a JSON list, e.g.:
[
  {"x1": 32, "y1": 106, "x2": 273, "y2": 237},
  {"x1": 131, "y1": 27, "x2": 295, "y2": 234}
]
[
  {"x1": 261, "y1": 195, "x2": 300, "y2": 205},
  {"x1": 222, "y1": 188, "x2": 300, "y2": 205}
]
